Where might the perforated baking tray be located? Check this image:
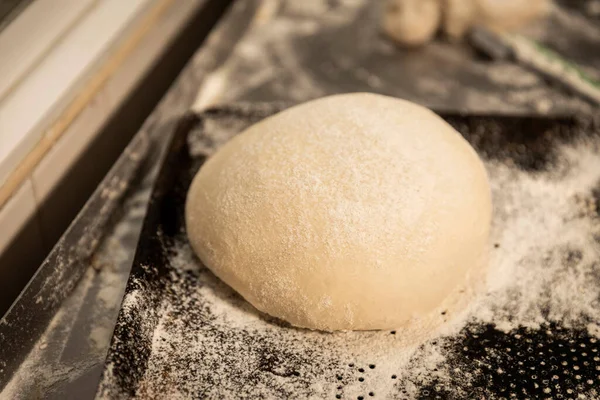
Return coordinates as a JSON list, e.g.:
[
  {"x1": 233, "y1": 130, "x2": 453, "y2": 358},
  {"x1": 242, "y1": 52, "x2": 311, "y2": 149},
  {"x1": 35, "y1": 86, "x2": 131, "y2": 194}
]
[{"x1": 96, "y1": 103, "x2": 600, "y2": 399}]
